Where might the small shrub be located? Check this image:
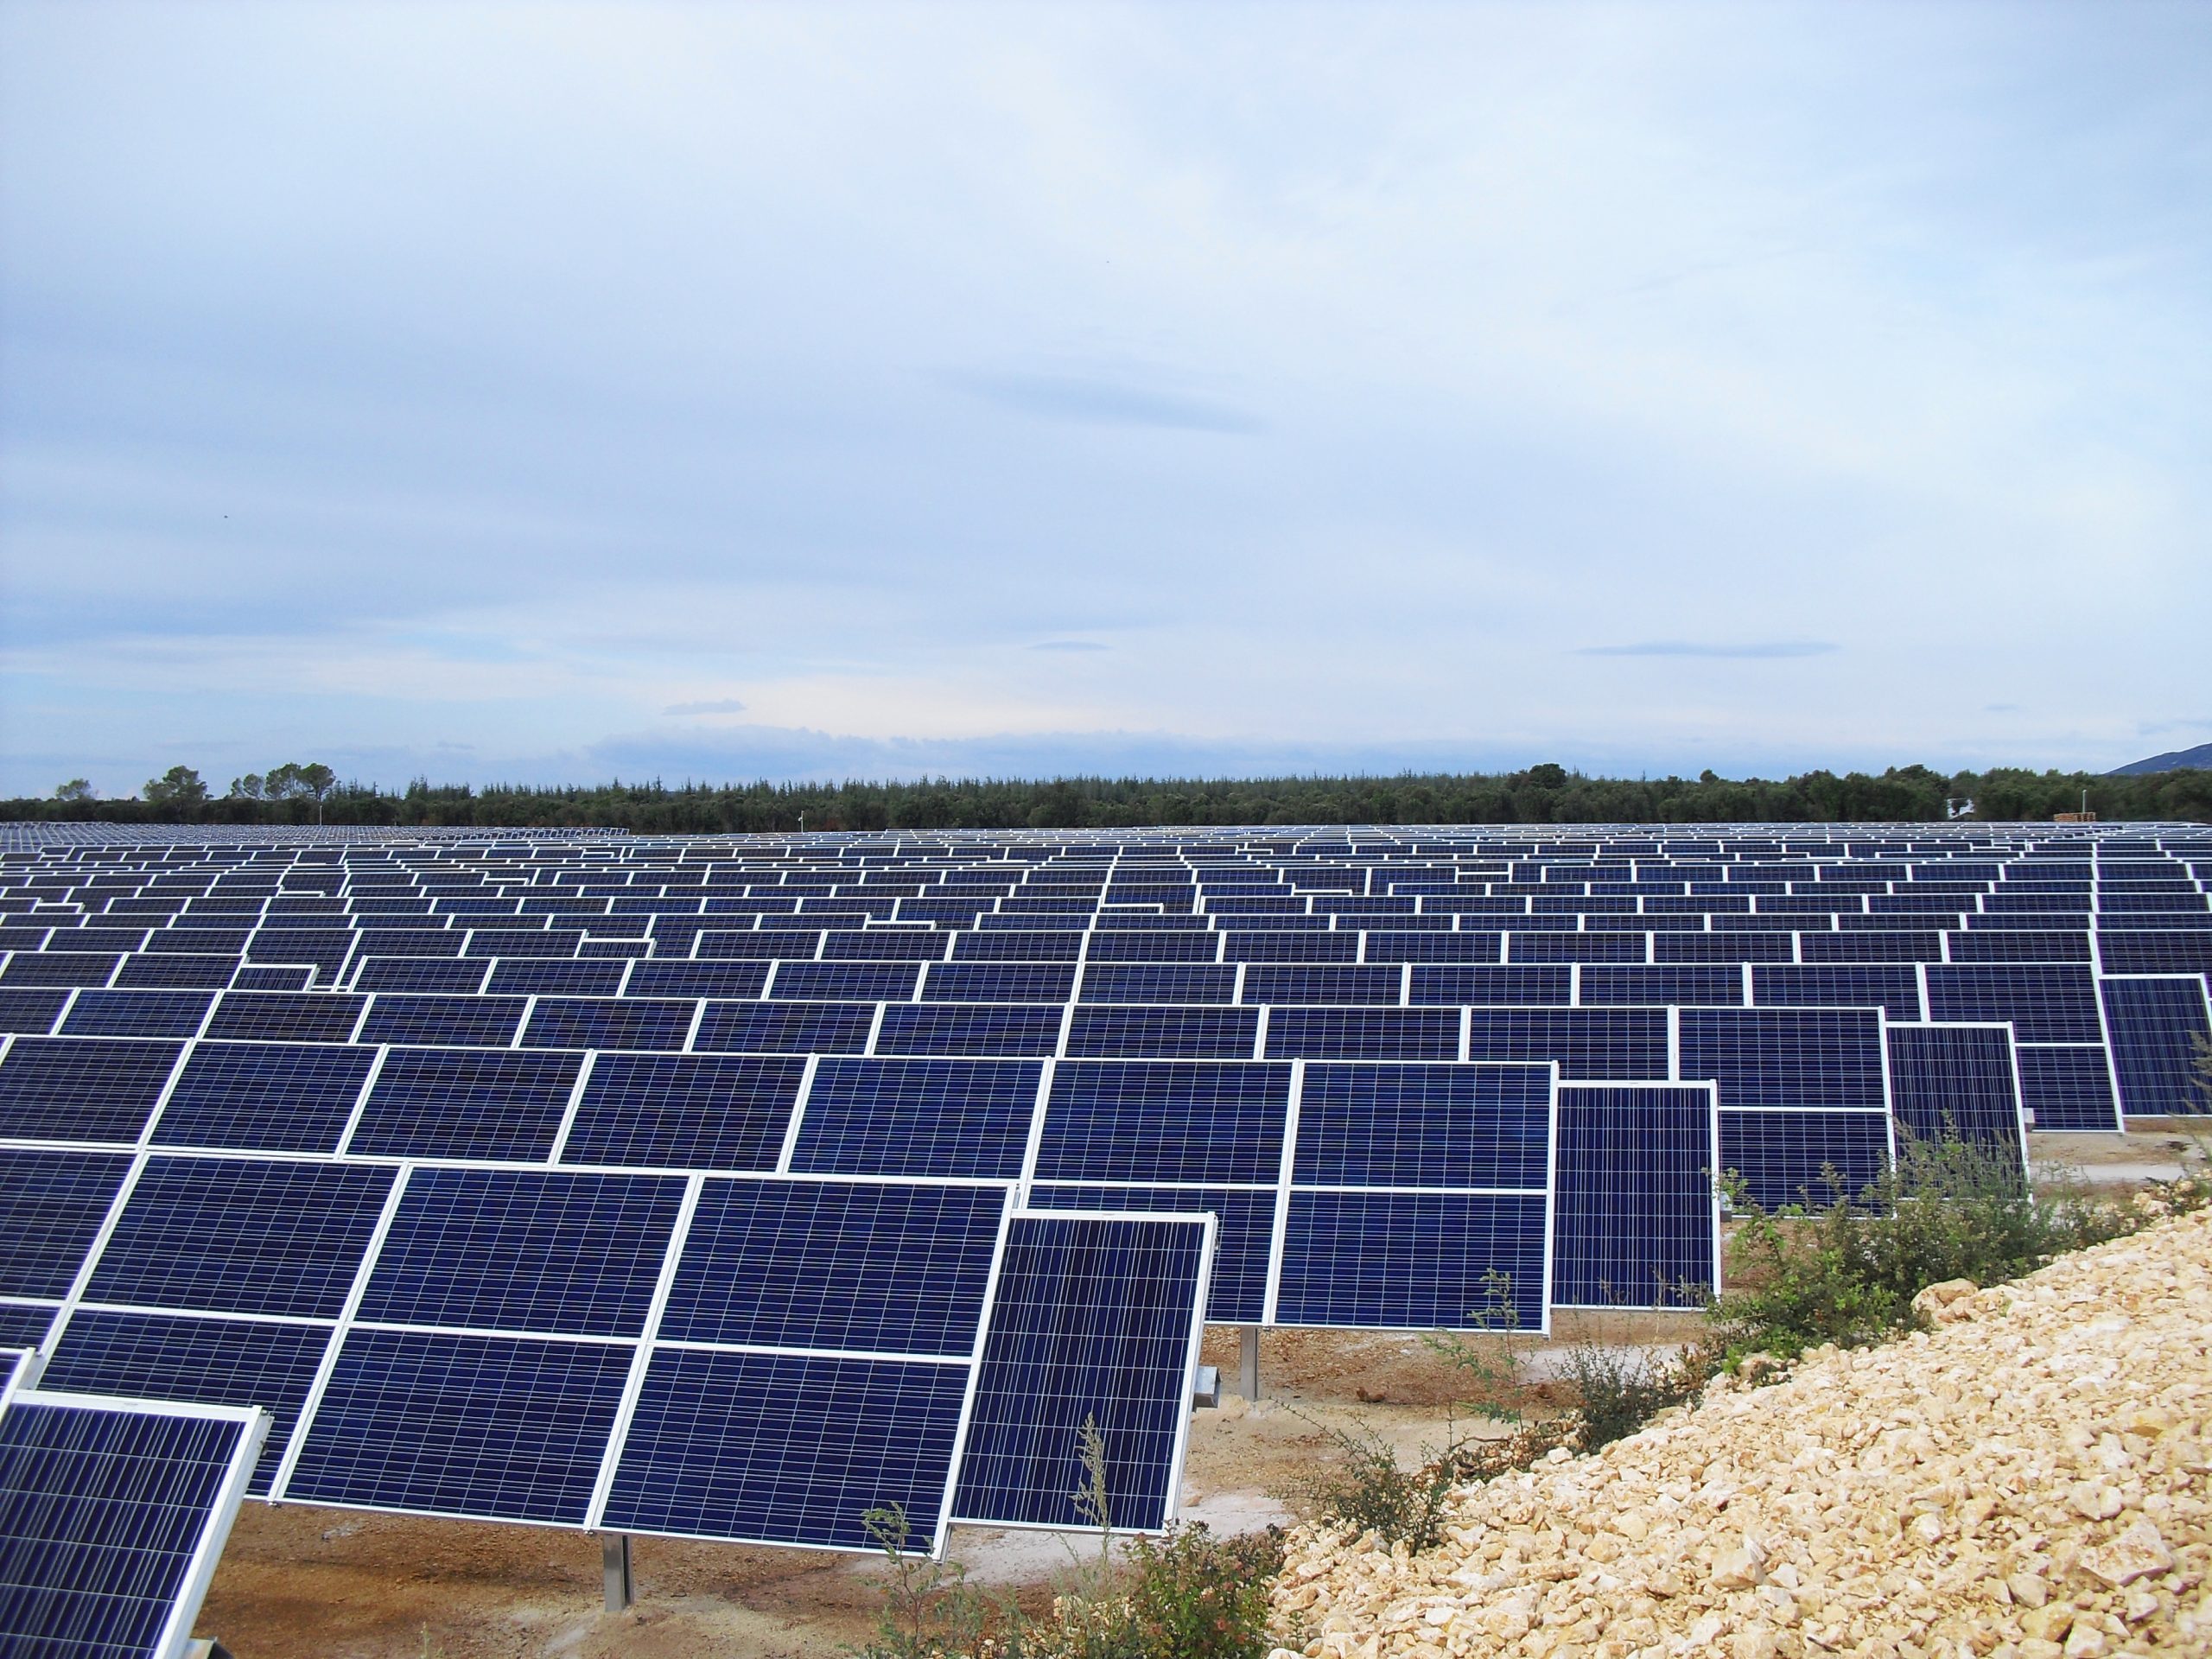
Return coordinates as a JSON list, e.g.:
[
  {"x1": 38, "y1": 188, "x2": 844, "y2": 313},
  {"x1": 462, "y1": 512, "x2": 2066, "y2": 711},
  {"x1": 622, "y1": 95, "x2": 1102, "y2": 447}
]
[
  {"x1": 1285, "y1": 1414, "x2": 1469, "y2": 1553},
  {"x1": 1122, "y1": 1524, "x2": 1284, "y2": 1659},
  {"x1": 1556, "y1": 1339, "x2": 1707, "y2": 1452},
  {"x1": 853, "y1": 1503, "x2": 987, "y2": 1659},
  {"x1": 1423, "y1": 1268, "x2": 1532, "y2": 1425}
]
